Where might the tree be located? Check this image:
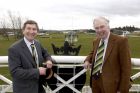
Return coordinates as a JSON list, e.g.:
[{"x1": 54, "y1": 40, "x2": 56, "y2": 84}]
[
  {"x1": 0, "y1": 20, "x2": 9, "y2": 40},
  {"x1": 8, "y1": 11, "x2": 24, "y2": 39}
]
